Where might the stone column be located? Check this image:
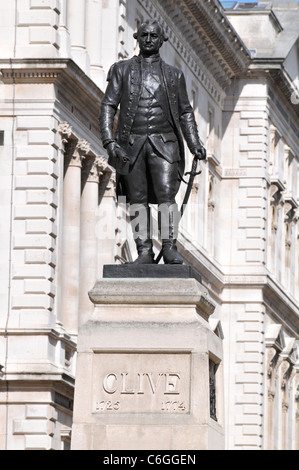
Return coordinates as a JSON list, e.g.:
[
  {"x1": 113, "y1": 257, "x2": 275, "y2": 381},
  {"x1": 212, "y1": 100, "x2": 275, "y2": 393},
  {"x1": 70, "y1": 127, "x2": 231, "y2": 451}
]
[
  {"x1": 78, "y1": 156, "x2": 101, "y2": 327},
  {"x1": 280, "y1": 355, "x2": 296, "y2": 450},
  {"x1": 265, "y1": 327, "x2": 284, "y2": 451},
  {"x1": 85, "y1": 0, "x2": 105, "y2": 87},
  {"x1": 101, "y1": 0, "x2": 119, "y2": 75},
  {"x1": 58, "y1": 0, "x2": 71, "y2": 57},
  {"x1": 95, "y1": 158, "x2": 116, "y2": 277},
  {"x1": 67, "y1": 0, "x2": 87, "y2": 71},
  {"x1": 61, "y1": 139, "x2": 90, "y2": 335},
  {"x1": 57, "y1": 122, "x2": 72, "y2": 323}
]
